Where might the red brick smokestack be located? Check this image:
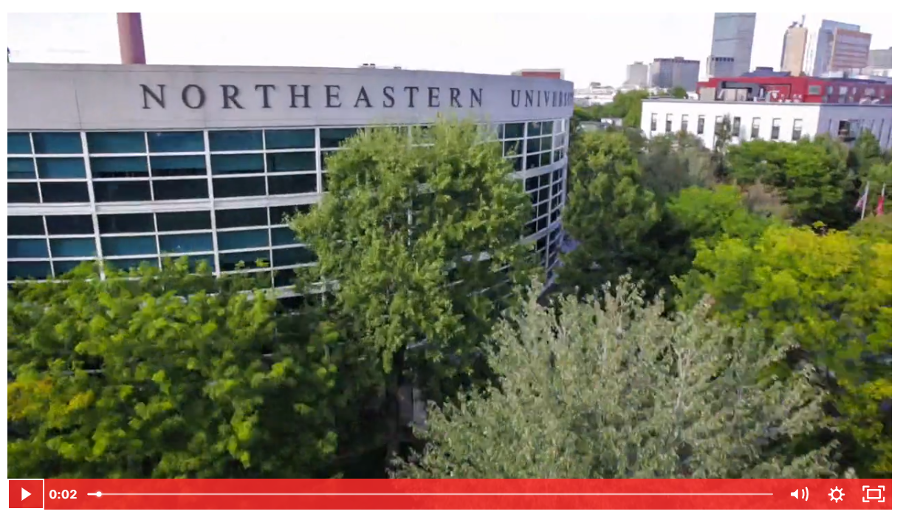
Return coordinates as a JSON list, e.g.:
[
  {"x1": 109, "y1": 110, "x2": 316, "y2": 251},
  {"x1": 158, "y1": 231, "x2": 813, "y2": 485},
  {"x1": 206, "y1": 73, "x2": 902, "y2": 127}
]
[{"x1": 117, "y1": 13, "x2": 146, "y2": 65}]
